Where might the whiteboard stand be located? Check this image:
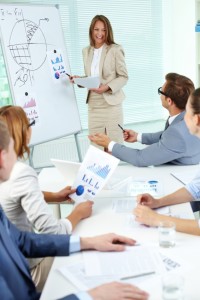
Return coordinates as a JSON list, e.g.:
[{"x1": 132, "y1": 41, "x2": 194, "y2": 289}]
[
  {"x1": 74, "y1": 133, "x2": 82, "y2": 162},
  {"x1": 28, "y1": 133, "x2": 82, "y2": 169},
  {"x1": 28, "y1": 146, "x2": 35, "y2": 168}
]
